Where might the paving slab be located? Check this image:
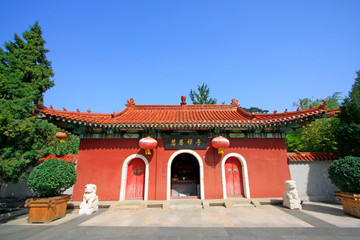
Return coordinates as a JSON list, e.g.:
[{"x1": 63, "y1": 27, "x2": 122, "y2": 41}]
[
  {"x1": 79, "y1": 205, "x2": 312, "y2": 228},
  {"x1": 3, "y1": 208, "x2": 81, "y2": 226},
  {"x1": 301, "y1": 201, "x2": 360, "y2": 228},
  {"x1": 0, "y1": 201, "x2": 360, "y2": 240}
]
